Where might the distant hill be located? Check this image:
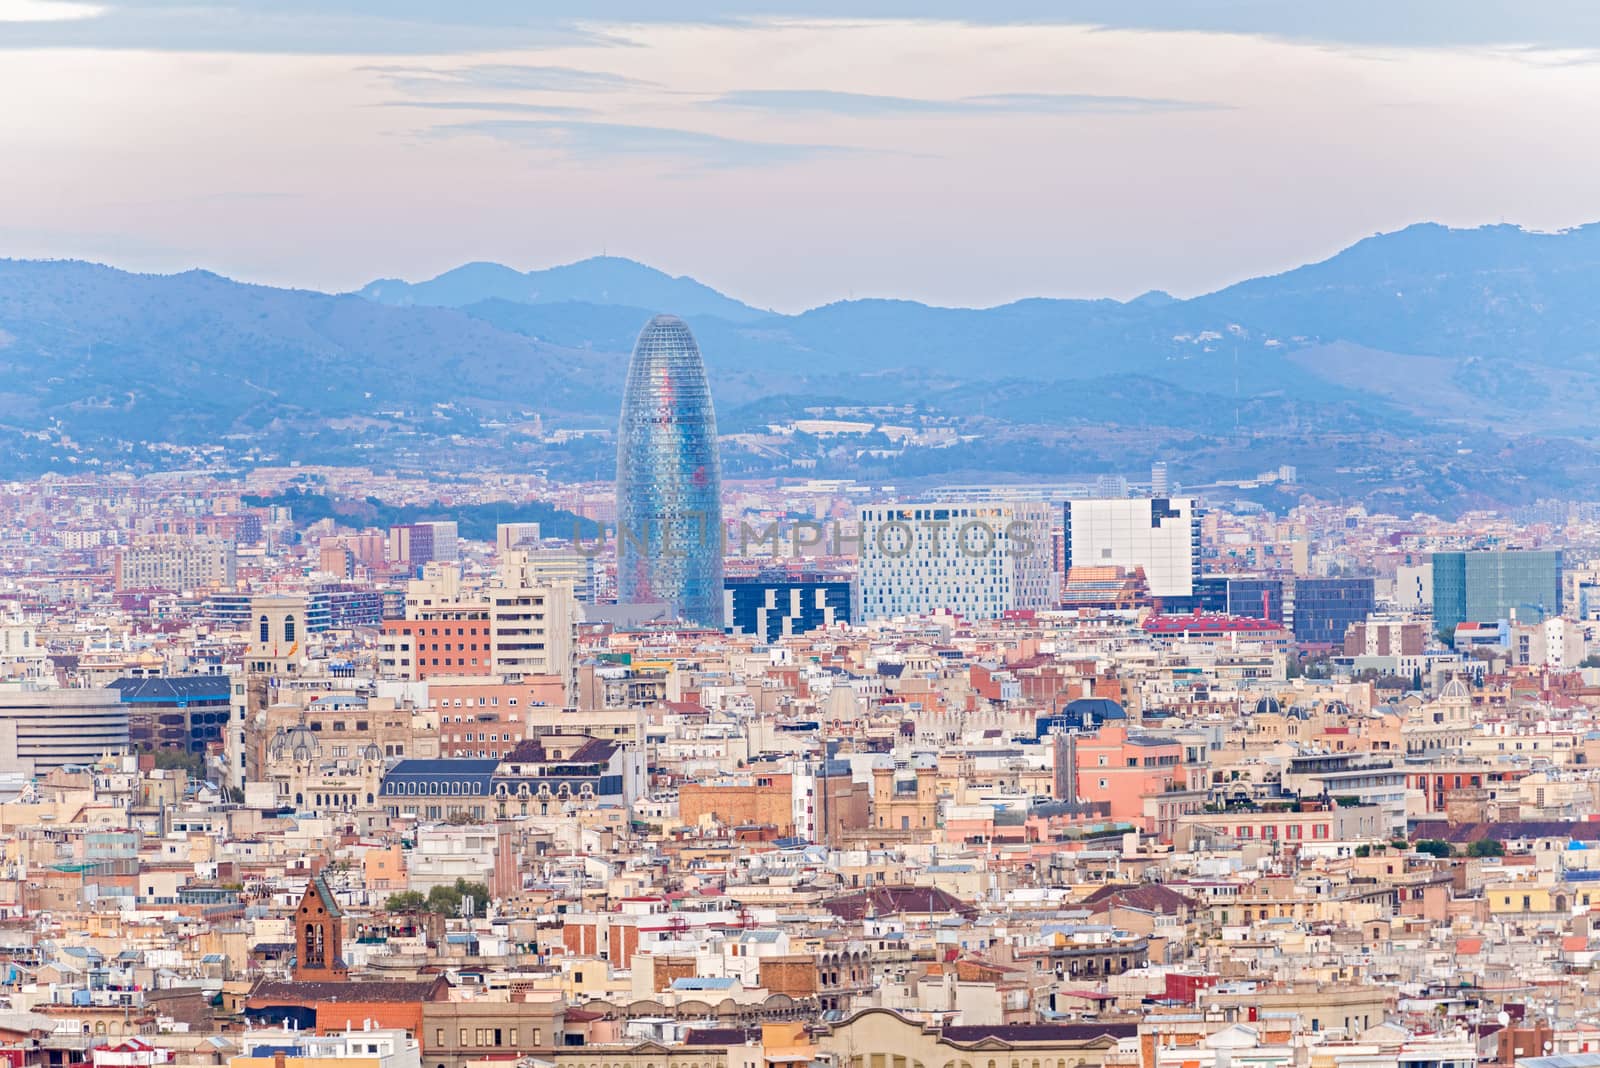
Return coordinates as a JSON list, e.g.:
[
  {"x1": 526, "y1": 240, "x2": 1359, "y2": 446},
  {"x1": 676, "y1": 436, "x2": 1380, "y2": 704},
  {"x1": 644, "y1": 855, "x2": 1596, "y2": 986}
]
[
  {"x1": 5, "y1": 222, "x2": 1600, "y2": 507},
  {"x1": 0, "y1": 258, "x2": 621, "y2": 446},
  {"x1": 357, "y1": 255, "x2": 768, "y2": 322}
]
